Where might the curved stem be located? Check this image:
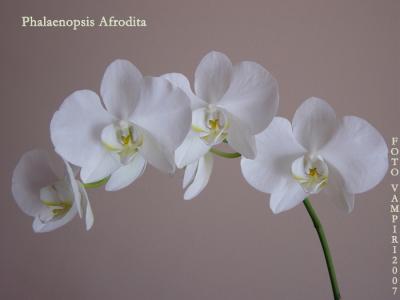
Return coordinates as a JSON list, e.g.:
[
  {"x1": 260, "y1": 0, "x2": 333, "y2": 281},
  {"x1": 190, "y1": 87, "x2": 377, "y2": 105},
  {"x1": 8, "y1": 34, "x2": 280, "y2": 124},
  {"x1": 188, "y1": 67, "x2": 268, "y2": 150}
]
[
  {"x1": 210, "y1": 147, "x2": 241, "y2": 158},
  {"x1": 303, "y1": 198, "x2": 341, "y2": 300},
  {"x1": 82, "y1": 176, "x2": 110, "y2": 189}
]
